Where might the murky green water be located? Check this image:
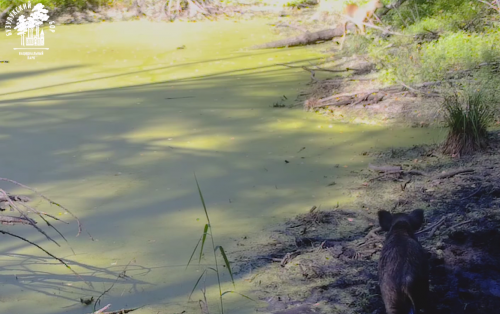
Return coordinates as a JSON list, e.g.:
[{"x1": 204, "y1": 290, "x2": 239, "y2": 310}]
[{"x1": 0, "y1": 19, "x2": 444, "y2": 314}]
